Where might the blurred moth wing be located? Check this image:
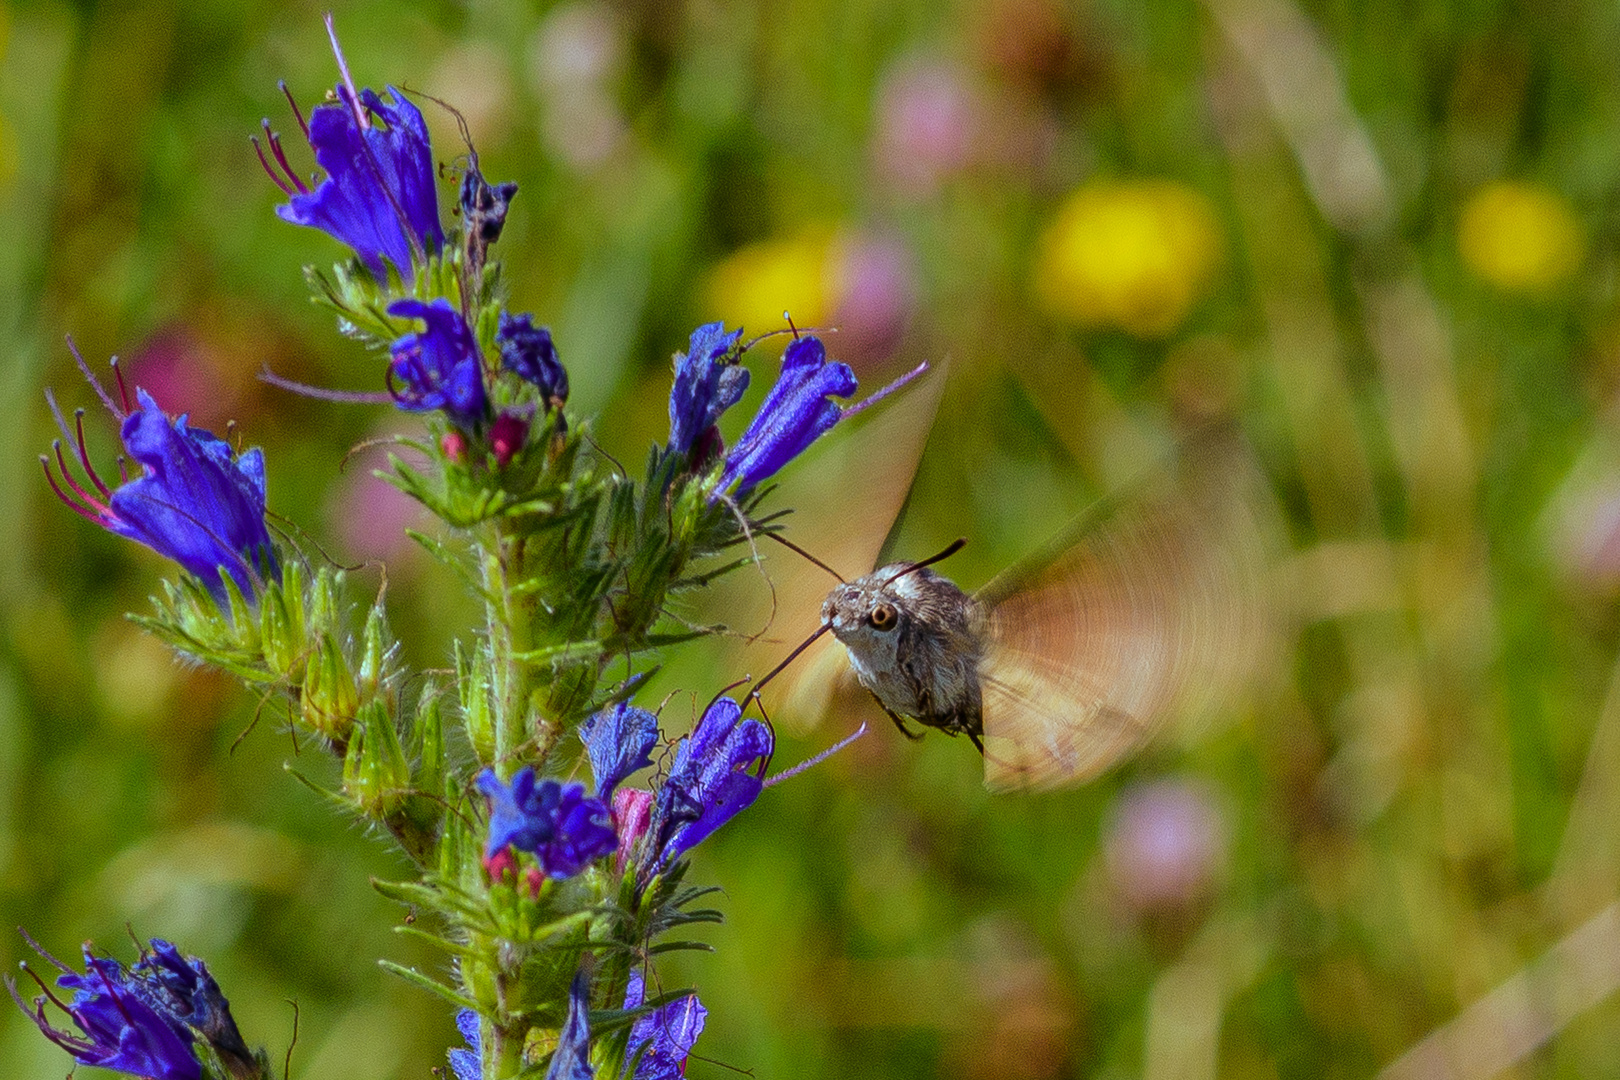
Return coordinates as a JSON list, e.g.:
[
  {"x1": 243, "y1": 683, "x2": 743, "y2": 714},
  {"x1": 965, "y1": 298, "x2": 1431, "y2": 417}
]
[{"x1": 974, "y1": 437, "x2": 1276, "y2": 791}]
